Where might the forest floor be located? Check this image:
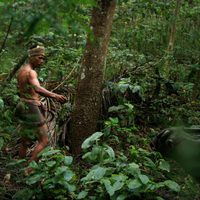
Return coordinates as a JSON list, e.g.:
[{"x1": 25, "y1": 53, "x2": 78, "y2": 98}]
[
  {"x1": 0, "y1": 140, "x2": 24, "y2": 200},
  {"x1": 1, "y1": 126, "x2": 200, "y2": 200}
]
